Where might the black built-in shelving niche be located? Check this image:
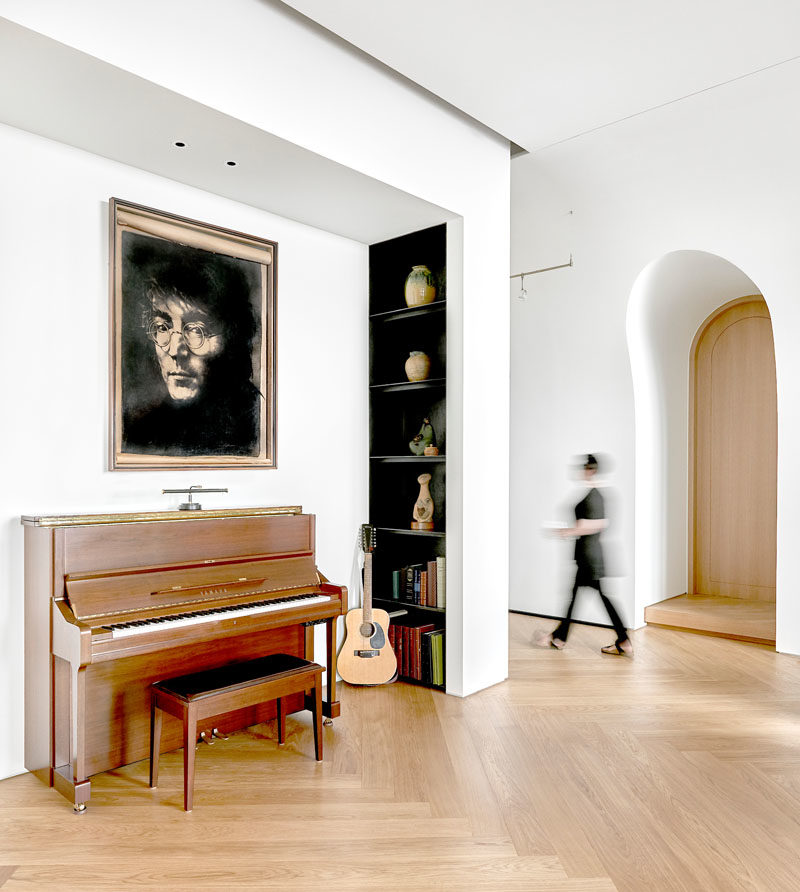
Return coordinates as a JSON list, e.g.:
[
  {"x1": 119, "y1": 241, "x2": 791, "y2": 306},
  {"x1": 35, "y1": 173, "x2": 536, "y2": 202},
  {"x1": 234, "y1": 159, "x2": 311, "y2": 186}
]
[{"x1": 369, "y1": 223, "x2": 447, "y2": 689}]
